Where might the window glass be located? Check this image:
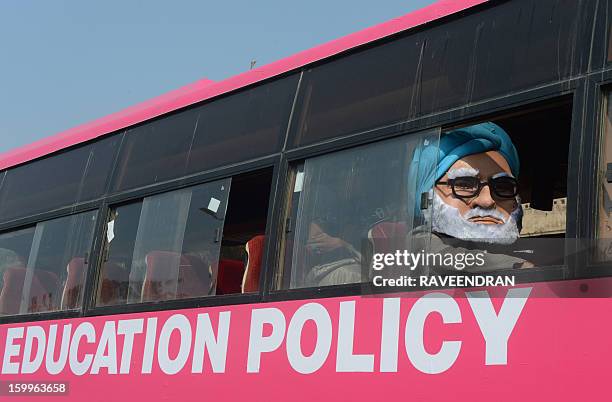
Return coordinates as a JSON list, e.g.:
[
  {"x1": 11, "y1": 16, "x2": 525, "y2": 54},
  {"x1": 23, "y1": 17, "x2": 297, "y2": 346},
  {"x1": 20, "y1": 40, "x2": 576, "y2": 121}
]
[
  {"x1": 112, "y1": 109, "x2": 199, "y2": 191},
  {"x1": 98, "y1": 168, "x2": 274, "y2": 305},
  {"x1": 433, "y1": 103, "x2": 571, "y2": 271},
  {"x1": 0, "y1": 135, "x2": 119, "y2": 223},
  {"x1": 288, "y1": 37, "x2": 422, "y2": 147},
  {"x1": 598, "y1": 92, "x2": 612, "y2": 261},
  {"x1": 97, "y1": 179, "x2": 231, "y2": 306},
  {"x1": 0, "y1": 210, "x2": 97, "y2": 316},
  {"x1": 289, "y1": 0, "x2": 584, "y2": 148},
  {"x1": 608, "y1": 16, "x2": 612, "y2": 64},
  {"x1": 608, "y1": 0, "x2": 612, "y2": 63},
  {"x1": 184, "y1": 75, "x2": 298, "y2": 175},
  {"x1": 279, "y1": 129, "x2": 440, "y2": 289},
  {"x1": 111, "y1": 75, "x2": 298, "y2": 192},
  {"x1": 280, "y1": 101, "x2": 572, "y2": 290}
]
